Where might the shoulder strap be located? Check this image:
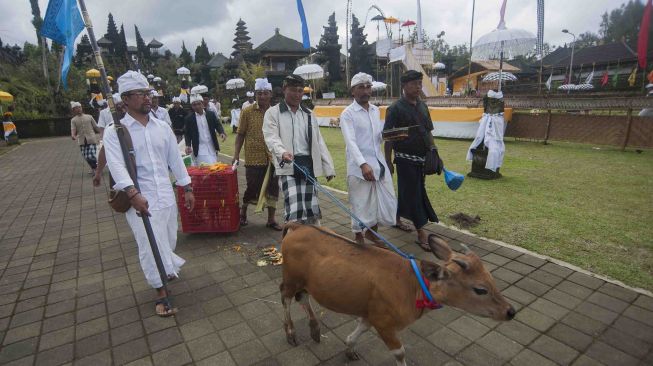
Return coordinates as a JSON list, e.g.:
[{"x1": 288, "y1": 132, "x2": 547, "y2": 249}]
[{"x1": 114, "y1": 124, "x2": 137, "y2": 179}]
